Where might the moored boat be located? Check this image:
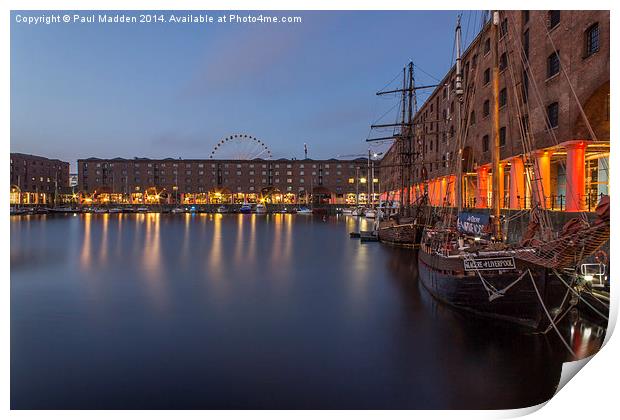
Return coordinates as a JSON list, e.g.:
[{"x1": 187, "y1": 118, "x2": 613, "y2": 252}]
[
  {"x1": 10, "y1": 207, "x2": 28, "y2": 215},
  {"x1": 350, "y1": 206, "x2": 365, "y2": 216},
  {"x1": 416, "y1": 13, "x2": 610, "y2": 331},
  {"x1": 240, "y1": 203, "x2": 252, "y2": 214},
  {"x1": 377, "y1": 217, "x2": 425, "y2": 248},
  {"x1": 364, "y1": 209, "x2": 377, "y2": 219},
  {"x1": 417, "y1": 241, "x2": 562, "y2": 329},
  {"x1": 48, "y1": 206, "x2": 76, "y2": 214},
  {"x1": 255, "y1": 203, "x2": 267, "y2": 214}
]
